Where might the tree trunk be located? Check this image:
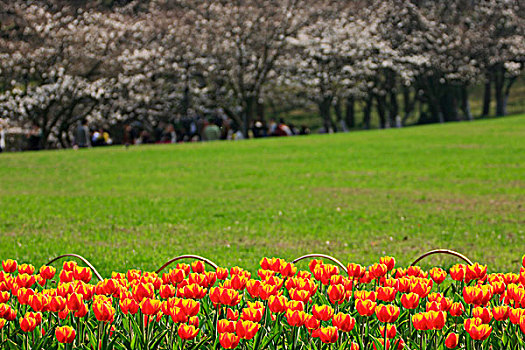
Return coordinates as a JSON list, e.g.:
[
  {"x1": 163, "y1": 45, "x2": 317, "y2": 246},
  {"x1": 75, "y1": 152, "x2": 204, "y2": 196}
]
[
  {"x1": 402, "y1": 86, "x2": 414, "y2": 125},
  {"x1": 345, "y1": 96, "x2": 355, "y2": 129},
  {"x1": 376, "y1": 94, "x2": 387, "y2": 129},
  {"x1": 482, "y1": 75, "x2": 491, "y2": 117},
  {"x1": 318, "y1": 97, "x2": 334, "y2": 132},
  {"x1": 243, "y1": 96, "x2": 256, "y2": 138},
  {"x1": 363, "y1": 96, "x2": 373, "y2": 129},
  {"x1": 494, "y1": 65, "x2": 505, "y2": 116},
  {"x1": 334, "y1": 100, "x2": 347, "y2": 132},
  {"x1": 460, "y1": 86, "x2": 473, "y2": 121},
  {"x1": 388, "y1": 89, "x2": 398, "y2": 128}
]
